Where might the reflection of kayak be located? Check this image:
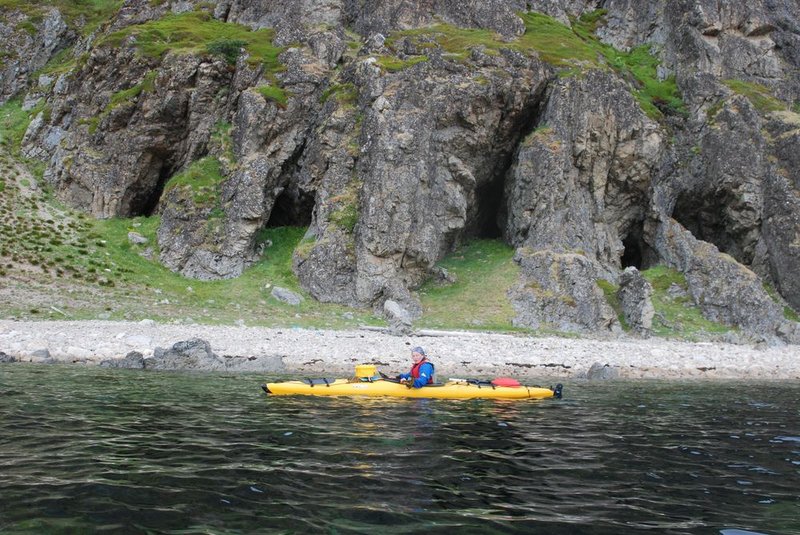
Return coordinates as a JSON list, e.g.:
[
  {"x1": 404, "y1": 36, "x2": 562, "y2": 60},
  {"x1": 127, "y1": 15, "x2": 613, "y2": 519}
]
[{"x1": 261, "y1": 365, "x2": 563, "y2": 400}]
